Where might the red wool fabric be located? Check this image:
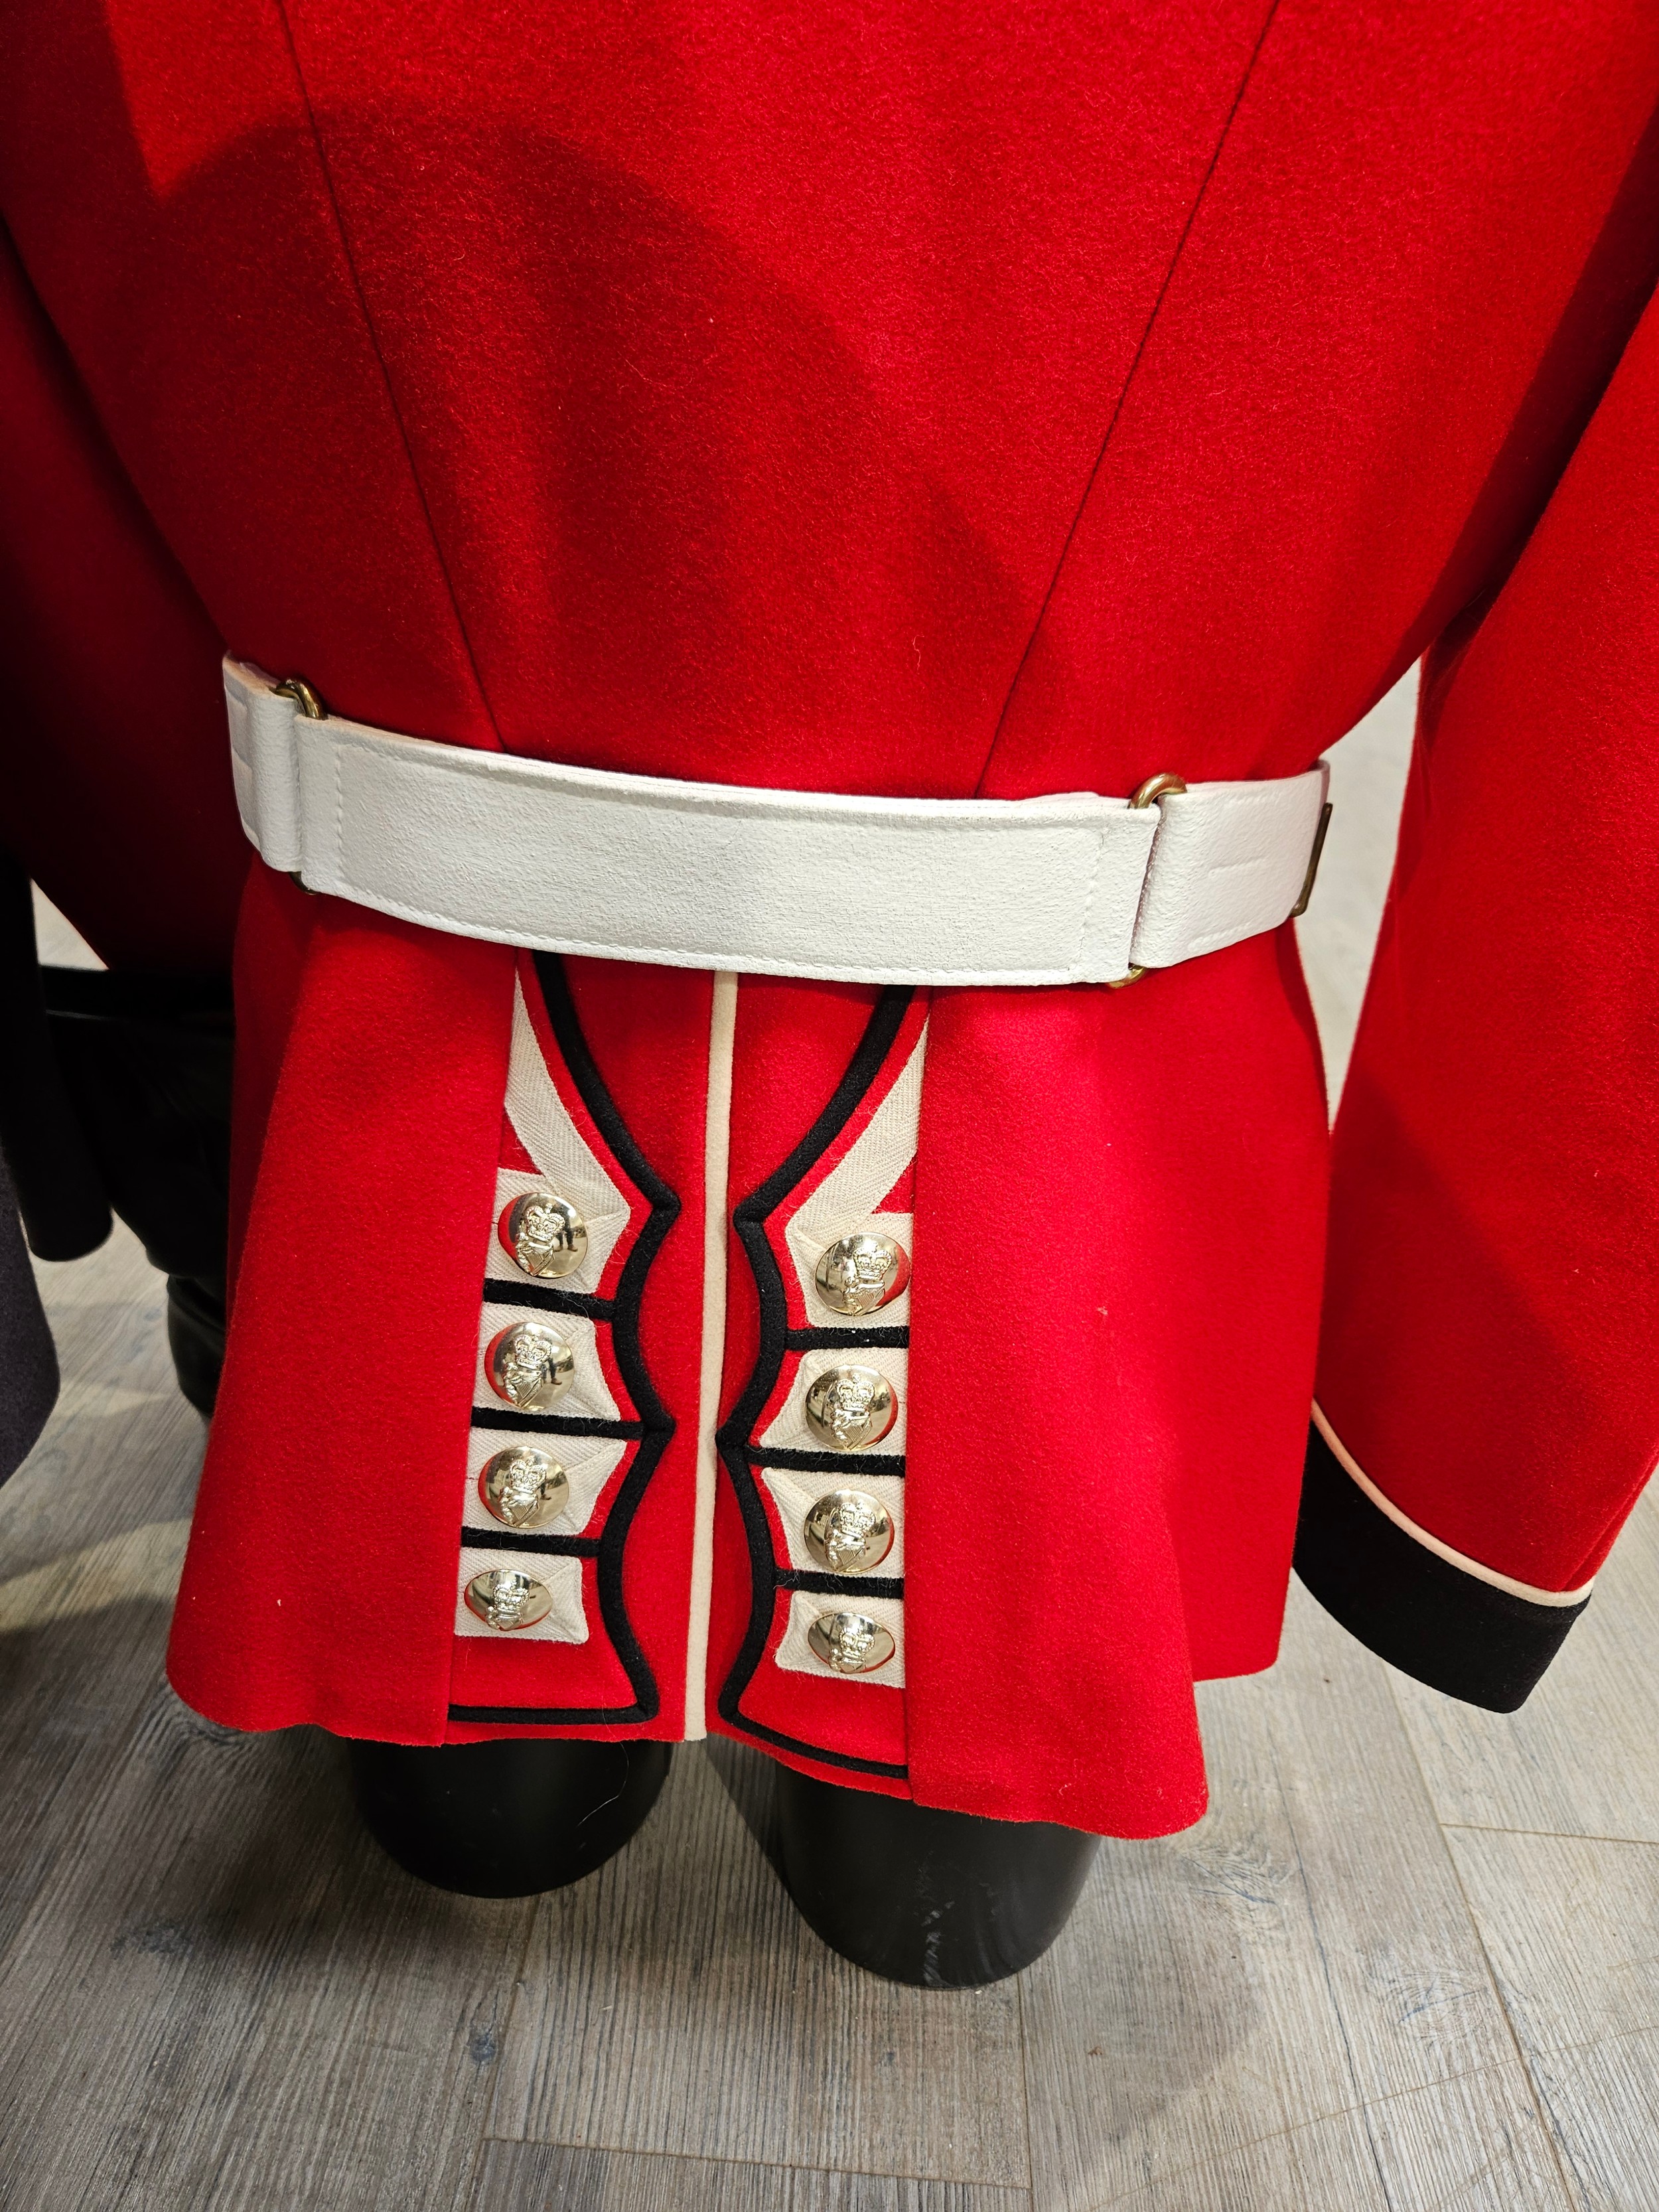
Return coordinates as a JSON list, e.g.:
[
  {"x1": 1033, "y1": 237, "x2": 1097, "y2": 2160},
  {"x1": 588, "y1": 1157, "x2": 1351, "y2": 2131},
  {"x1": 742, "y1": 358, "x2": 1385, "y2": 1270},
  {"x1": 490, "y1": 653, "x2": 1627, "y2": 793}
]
[
  {"x1": 1320, "y1": 283, "x2": 1659, "y2": 1596},
  {"x1": 0, "y1": 1, "x2": 1656, "y2": 1831},
  {"x1": 0, "y1": 228, "x2": 245, "y2": 970},
  {"x1": 170, "y1": 902, "x2": 514, "y2": 1739}
]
